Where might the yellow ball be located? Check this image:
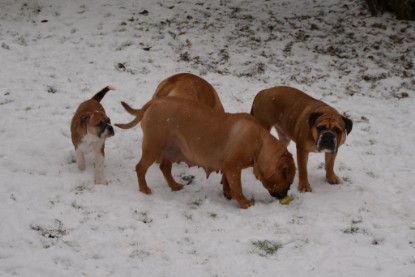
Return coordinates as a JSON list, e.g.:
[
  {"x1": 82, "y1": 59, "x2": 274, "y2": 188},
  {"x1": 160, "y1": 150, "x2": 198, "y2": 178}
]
[{"x1": 279, "y1": 195, "x2": 291, "y2": 205}]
